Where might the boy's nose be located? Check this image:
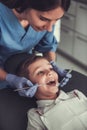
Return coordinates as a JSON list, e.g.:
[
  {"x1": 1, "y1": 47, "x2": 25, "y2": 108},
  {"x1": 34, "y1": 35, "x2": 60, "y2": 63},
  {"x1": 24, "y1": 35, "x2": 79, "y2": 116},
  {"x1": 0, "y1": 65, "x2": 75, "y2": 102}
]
[{"x1": 48, "y1": 71, "x2": 53, "y2": 76}]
